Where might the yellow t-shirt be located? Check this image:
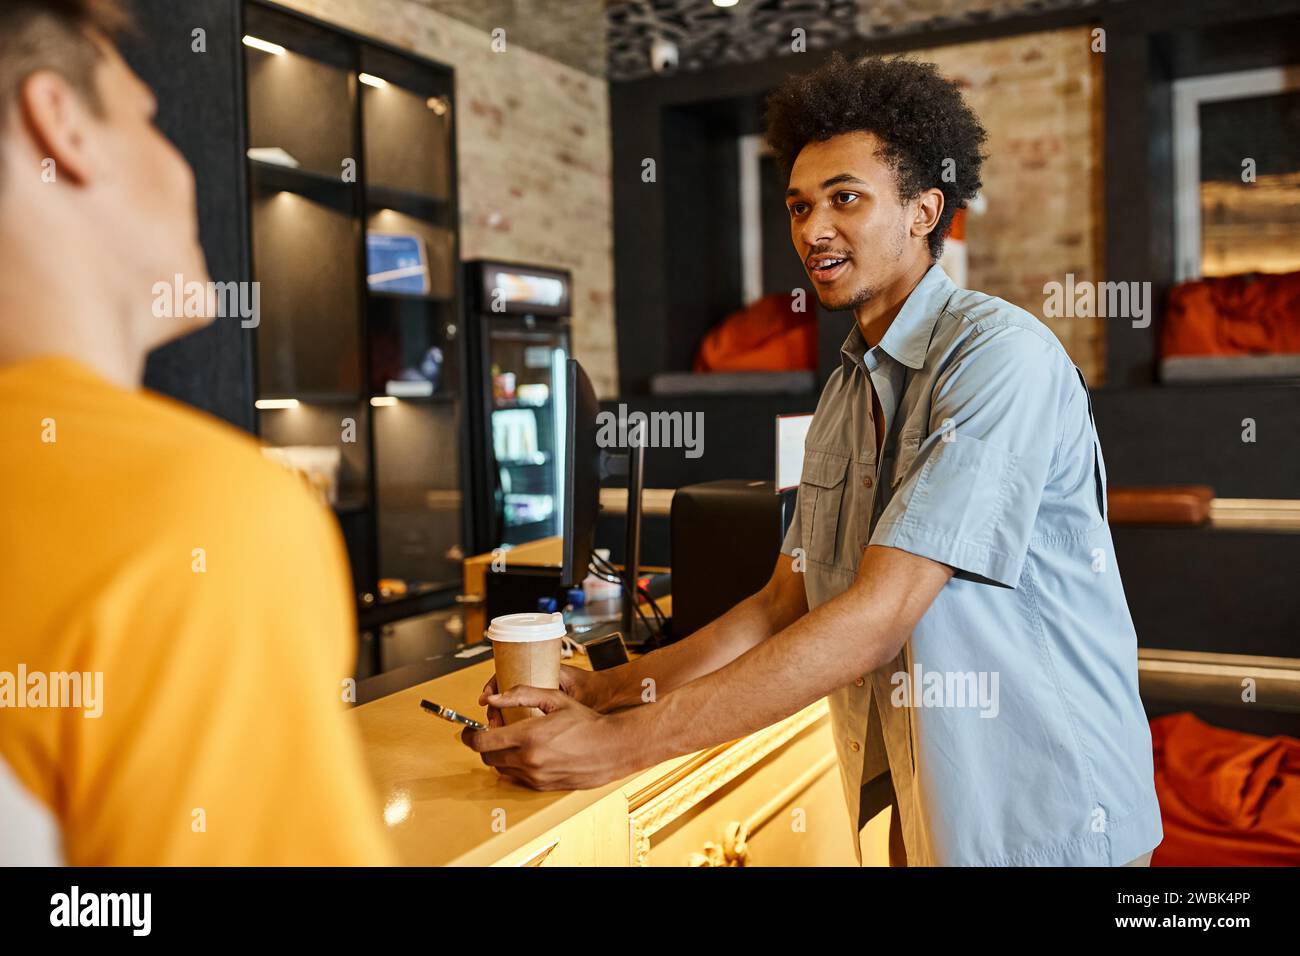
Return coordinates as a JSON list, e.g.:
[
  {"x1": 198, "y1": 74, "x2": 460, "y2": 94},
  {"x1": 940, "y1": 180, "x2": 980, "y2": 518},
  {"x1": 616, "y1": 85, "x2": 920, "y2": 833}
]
[{"x1": 0, "y1": 356, "x2": 395, "y2": 865}]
